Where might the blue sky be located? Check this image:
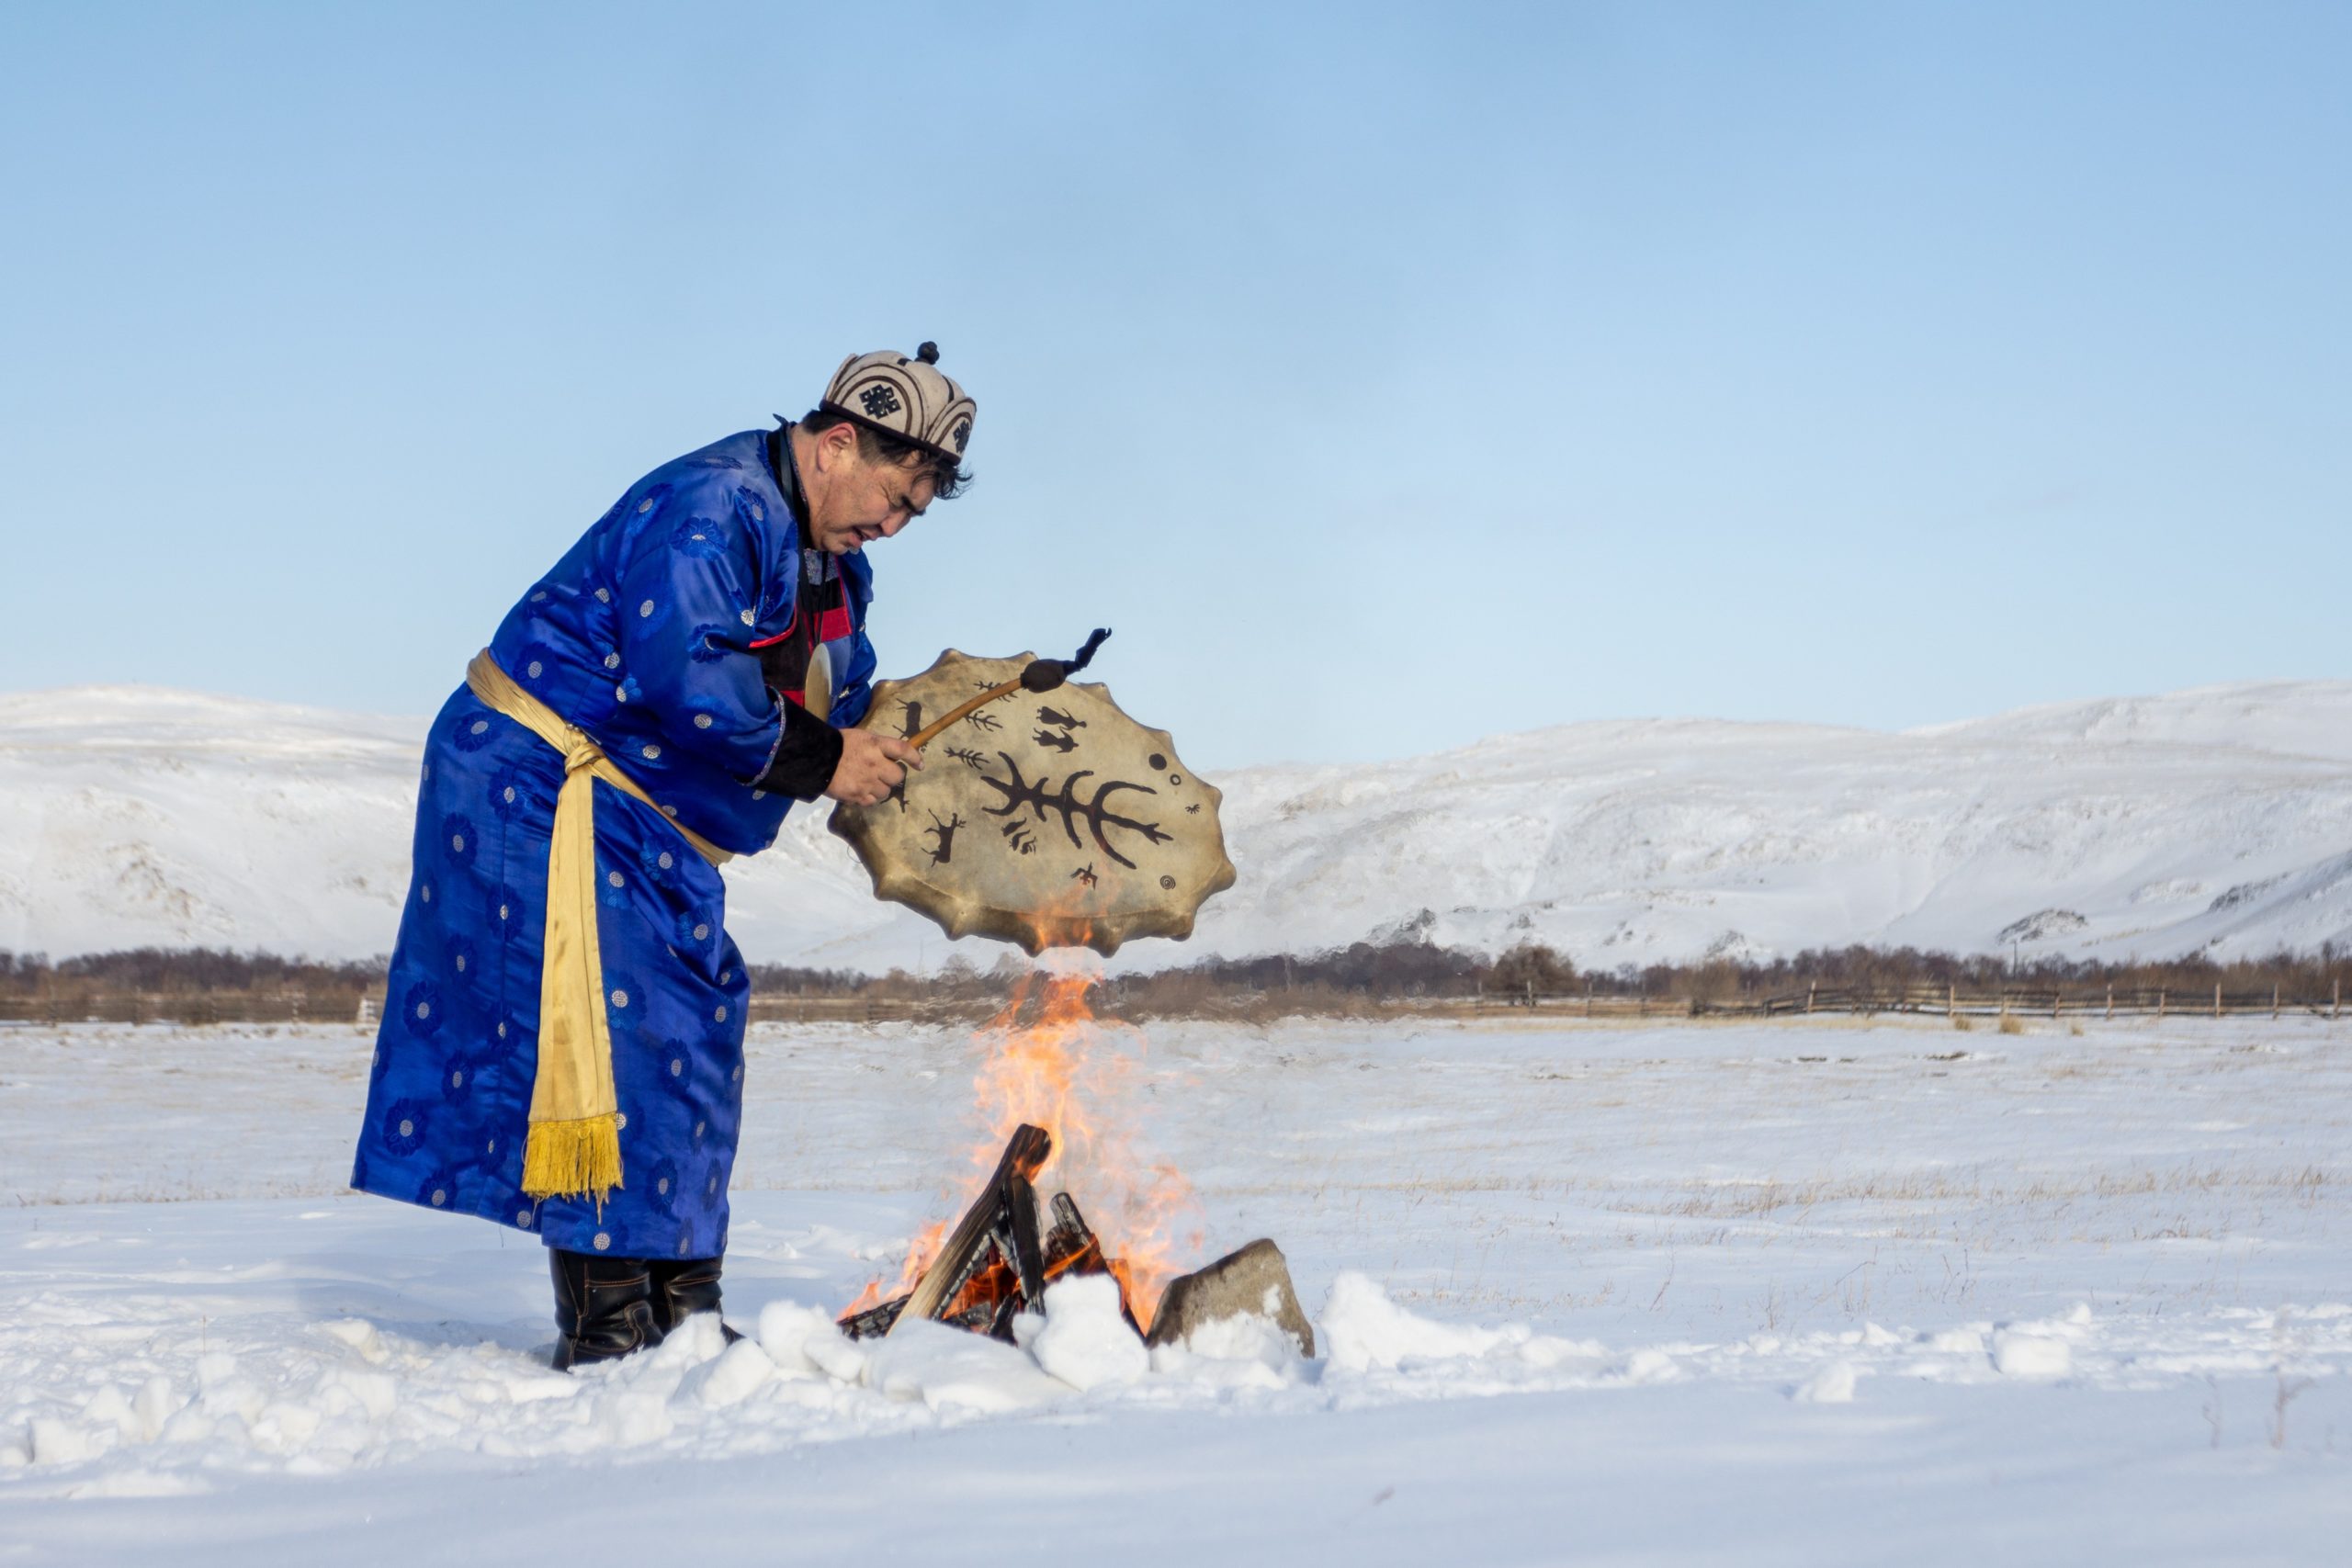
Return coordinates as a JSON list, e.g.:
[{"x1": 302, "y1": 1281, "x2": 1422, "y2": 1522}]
[{"x1": 4, "y1": 2, "x2": 2346, "y2": 768}]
